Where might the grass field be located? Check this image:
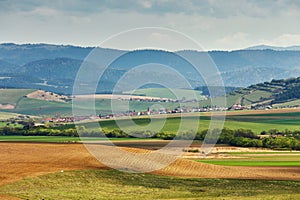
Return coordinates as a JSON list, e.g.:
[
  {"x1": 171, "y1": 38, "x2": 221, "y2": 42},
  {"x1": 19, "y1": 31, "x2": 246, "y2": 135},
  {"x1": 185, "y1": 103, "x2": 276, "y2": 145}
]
[
  {"x1": 124, "y1": 88, "x2": 206, "y2": 100},
  {"x1": 242, "y1": 90, "x2": 272, "y2": 105},
  {"x1": 94, "y1": 113, "x2": 300, "y2": 133},
  {"x1": 196, "y1": 151, "x2": 300, "y2": 166},
  {"x1": 273, "y1": 99, "x2": 300, "y2": 108},
  {"x1": 0, "y1": 169, "x2": 299, "y2": 200},
  {"x1": 0, "y1": 89, "x2": 35, "y2": 104},
  {"x1": 198, "y1": 92, "x2": 243, "y2": 107},
  {"x1": 0, "y1": 111, "x2": 19, "y2": 120}
]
